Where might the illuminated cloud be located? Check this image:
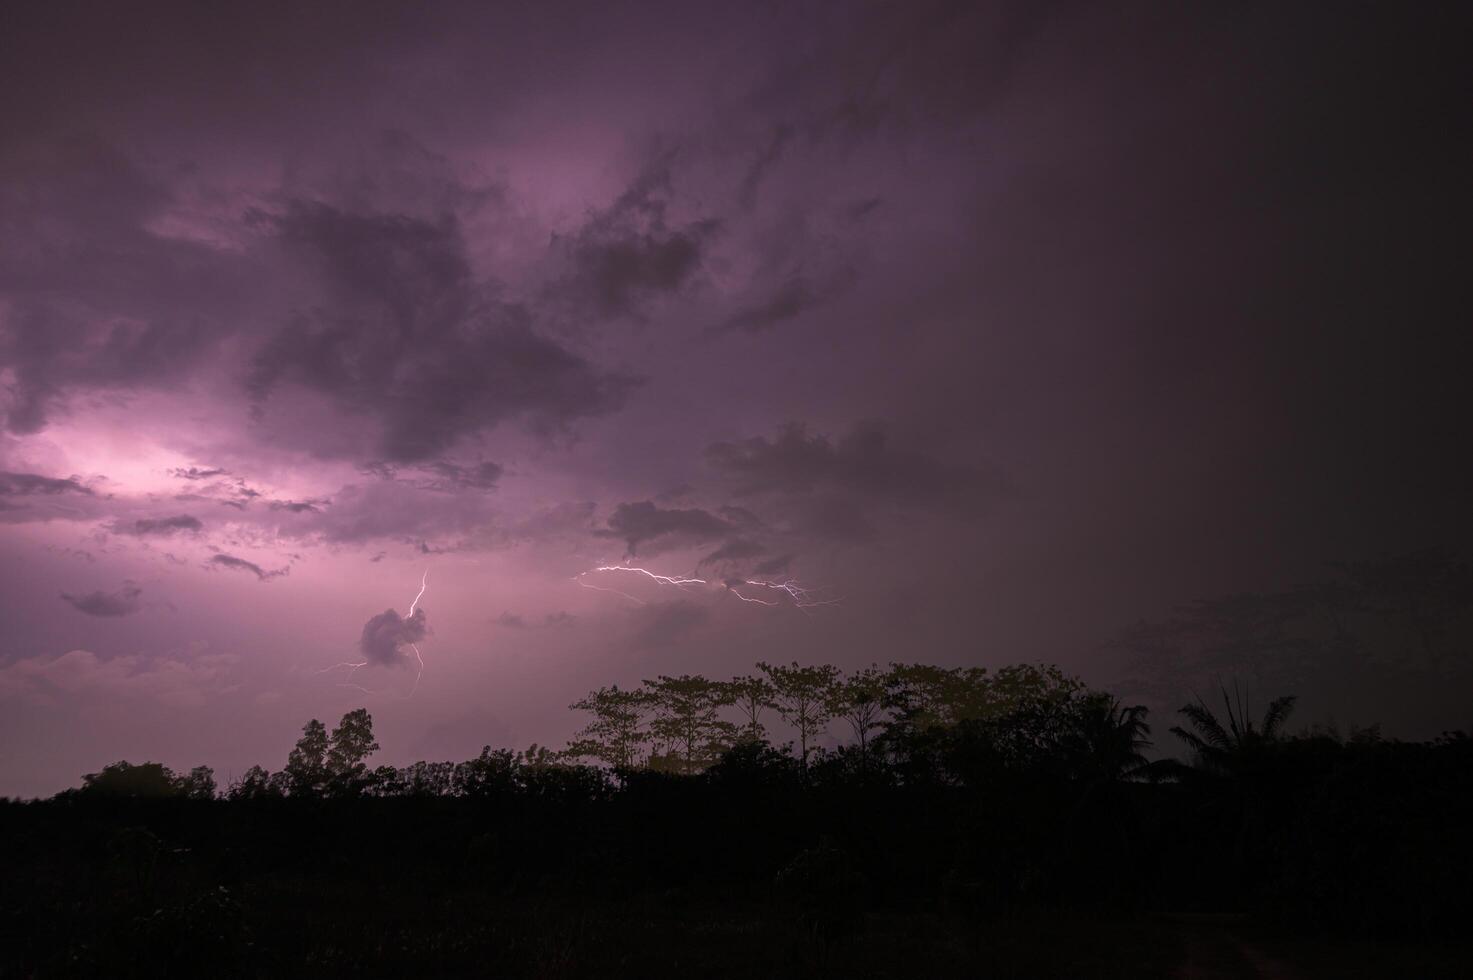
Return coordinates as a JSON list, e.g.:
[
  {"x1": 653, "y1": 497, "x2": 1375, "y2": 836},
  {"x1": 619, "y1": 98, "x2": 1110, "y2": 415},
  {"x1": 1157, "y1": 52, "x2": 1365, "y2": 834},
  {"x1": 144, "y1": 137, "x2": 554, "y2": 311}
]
[{"x1": 359, "y1": 608, "x2": 429, "y2": 667}]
